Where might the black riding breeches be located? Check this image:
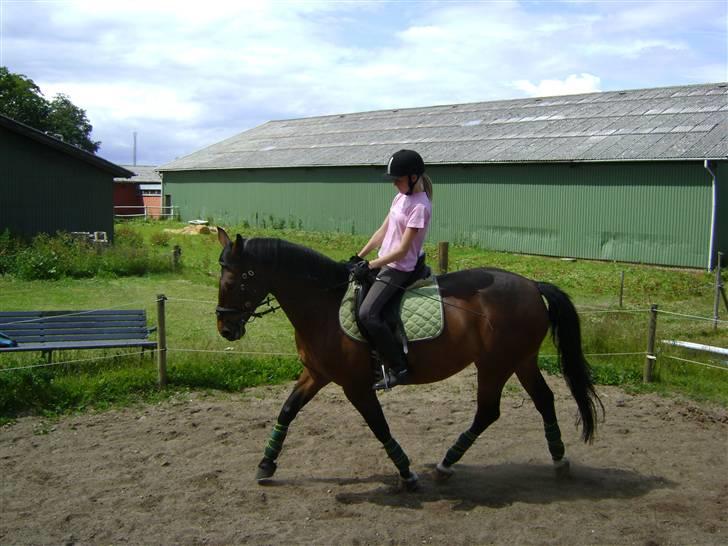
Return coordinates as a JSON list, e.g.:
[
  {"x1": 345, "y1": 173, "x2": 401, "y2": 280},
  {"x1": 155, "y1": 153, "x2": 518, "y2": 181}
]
[{"x1": 357, "y1": 266, "x2": 412, "y2": 367}]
